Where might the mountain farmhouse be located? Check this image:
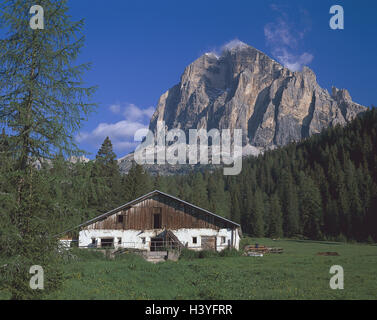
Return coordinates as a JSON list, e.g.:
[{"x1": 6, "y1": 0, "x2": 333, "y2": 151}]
[{"x1": 72, "y1": 190, "x2": 241, "y2": 252}]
